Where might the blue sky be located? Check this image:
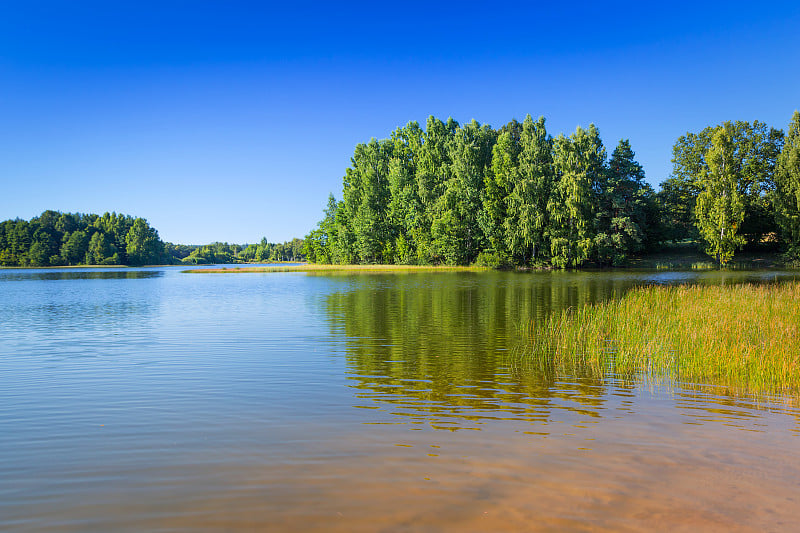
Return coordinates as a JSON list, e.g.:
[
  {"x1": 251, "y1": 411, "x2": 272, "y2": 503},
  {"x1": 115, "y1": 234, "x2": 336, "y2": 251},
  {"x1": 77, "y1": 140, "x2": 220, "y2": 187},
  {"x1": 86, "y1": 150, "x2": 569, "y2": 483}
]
[{"x1": 1, "y1": 1, "x2": 799, "y2": 244}]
